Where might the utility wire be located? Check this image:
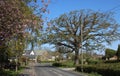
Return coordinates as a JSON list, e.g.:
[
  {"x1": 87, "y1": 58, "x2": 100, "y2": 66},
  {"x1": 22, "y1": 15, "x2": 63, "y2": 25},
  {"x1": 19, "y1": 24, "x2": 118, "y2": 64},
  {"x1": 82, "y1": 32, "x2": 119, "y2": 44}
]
[{"x1": 106, "y1": 4, "x2": 120, "y2": 12}]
